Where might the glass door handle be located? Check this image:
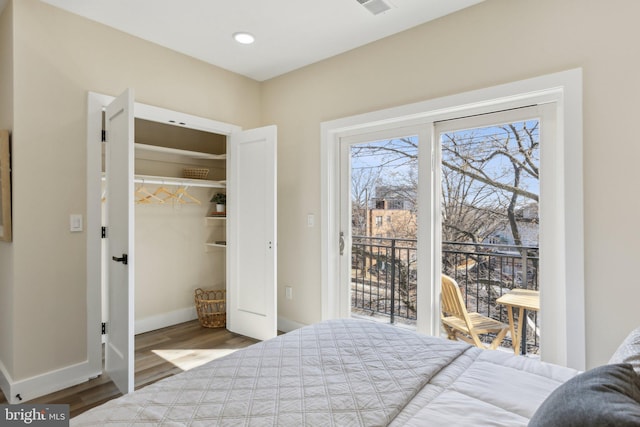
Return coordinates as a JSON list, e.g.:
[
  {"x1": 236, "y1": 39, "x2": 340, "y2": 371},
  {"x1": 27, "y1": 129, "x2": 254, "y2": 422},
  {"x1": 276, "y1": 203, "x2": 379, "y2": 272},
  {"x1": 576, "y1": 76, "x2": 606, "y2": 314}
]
[{"x1": 112, "y1": 254, "x2": 128, "y2": 265}]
